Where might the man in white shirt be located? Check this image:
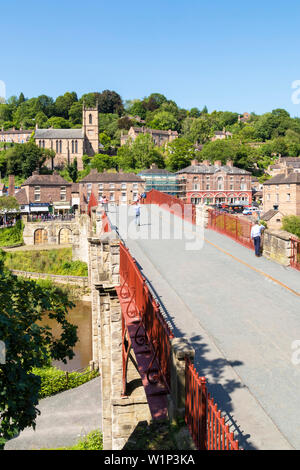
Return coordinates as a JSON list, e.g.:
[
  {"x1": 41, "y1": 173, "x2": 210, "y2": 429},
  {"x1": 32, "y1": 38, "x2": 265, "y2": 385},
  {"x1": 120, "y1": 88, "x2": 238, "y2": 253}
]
[{"x1": 251, "y1": 222, "x2": 265, "y2": 257}]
